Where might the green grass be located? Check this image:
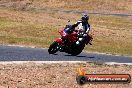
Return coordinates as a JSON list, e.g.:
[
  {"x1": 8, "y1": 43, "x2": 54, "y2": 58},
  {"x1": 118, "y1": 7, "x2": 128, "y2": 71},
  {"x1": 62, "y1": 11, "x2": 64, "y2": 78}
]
[
  {"x1": 0, "y1": 16, "x2": 58, "y2": 47},
  {"x1": 0, "y1": 17, "x2": 24, "y2": 28},
  {"x1": 85, "y1": 40, "x2": 132, "y2": 56},
  {"x1": 90, "y1": 15, "x2": 132, "y2": 30},
  {"x1": 0, "y1": 35, "x2": 46, "y2": 45}
]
